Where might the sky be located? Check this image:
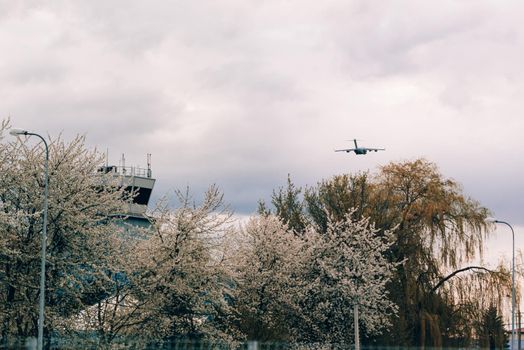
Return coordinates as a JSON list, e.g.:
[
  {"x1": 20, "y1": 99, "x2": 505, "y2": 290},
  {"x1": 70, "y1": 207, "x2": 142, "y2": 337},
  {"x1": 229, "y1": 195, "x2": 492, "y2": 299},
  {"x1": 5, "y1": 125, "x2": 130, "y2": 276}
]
[{"x1": 1, "y1": 1, "x2": 523, "y2": 265}]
